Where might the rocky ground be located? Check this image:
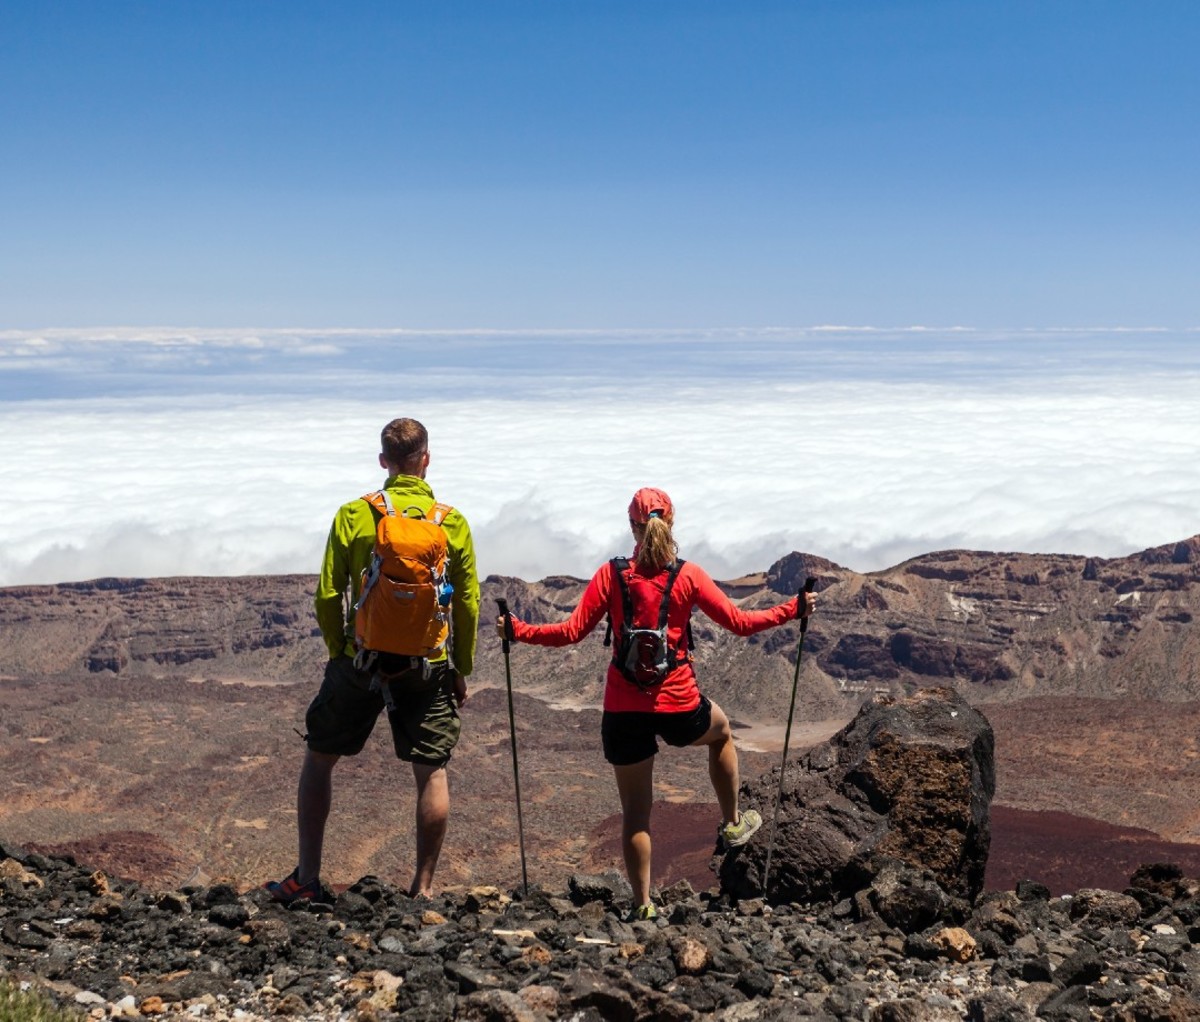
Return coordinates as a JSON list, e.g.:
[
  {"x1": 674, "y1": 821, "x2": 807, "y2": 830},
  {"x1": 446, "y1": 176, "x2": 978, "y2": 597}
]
[{"x1": 3, "y1": 839, "x2": 1200, "y2": 1022}]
